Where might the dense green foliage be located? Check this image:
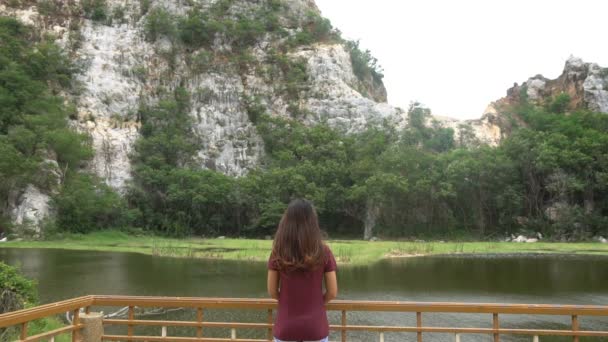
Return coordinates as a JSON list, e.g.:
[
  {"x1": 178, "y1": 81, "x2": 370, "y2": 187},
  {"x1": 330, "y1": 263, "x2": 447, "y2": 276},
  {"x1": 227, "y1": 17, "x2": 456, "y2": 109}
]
[
  {"x1": 53, "y1": 174, "x2": 134, "y2": 233},
  {"x1": 0, "y1": 262, "x2": 68, "y2": 341},
  {"x1": 0, "y1": 18, "x2": 92, "y2": 225},
  {"x1": 127, "y1": 93, "x2": 608, "y2": 240},
  {"x1": 346, "y1": 40, "x2": 384, "y2": 83},
  {"x1": 285, "y1": 10, "x2": 335, "y2": 47},
  {"x1": 144, "y1": 7, "x2": 176, "y2": 42},
  {"x1": 82, "y1": 0, "x2": 108, "y2": 22},
  {"x1": 127, "y1": 88, "x2": 241, "y2": 236},
  {"x1": 144, "y1": 0, "x2": 282, "y2": 50},
  {"x1": 0, "y1": 262, "x2": 37, "y2": 314}
]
